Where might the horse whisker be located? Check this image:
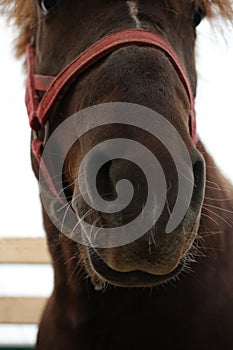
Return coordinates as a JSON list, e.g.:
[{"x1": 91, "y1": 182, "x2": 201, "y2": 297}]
[
  {"x1": 203, "y1": 203, "x2": 233, "y2": 214},
  {"x1": 201, "y1": 212, "x2": 220, "y2": 227},
  {"x1": 205, "y1": 196, "x2": 233, "y2": 202},
  {"x1": 202, "y1": 206, "x2": 233, "y2": 228}
]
